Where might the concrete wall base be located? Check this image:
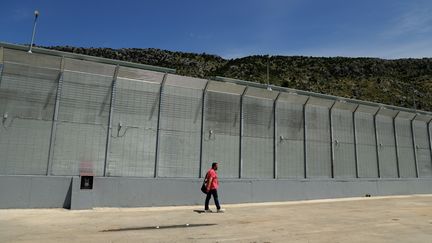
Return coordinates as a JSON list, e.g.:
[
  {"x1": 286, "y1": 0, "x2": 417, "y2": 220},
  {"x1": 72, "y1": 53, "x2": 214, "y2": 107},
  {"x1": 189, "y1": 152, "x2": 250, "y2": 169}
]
[{"x1": 1, "y1": 175, "x2": 432, "y2": 209}]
